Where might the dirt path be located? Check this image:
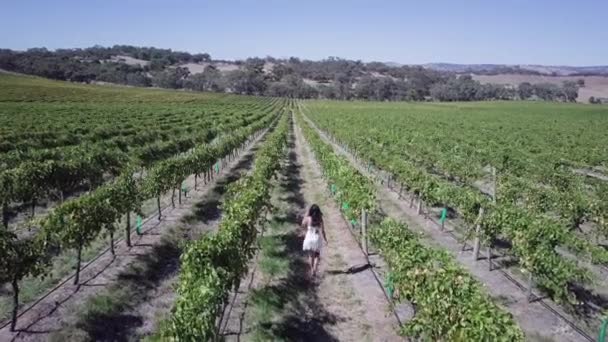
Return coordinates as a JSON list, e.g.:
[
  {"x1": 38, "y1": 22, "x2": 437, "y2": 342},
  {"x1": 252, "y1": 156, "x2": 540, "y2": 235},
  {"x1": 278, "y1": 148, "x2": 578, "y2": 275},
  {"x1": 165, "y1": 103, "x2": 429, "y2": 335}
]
[
  {"x1": 0, "y1": 129, "x2": 269, "y2": 342},
  {"x1": 300, "y1": 113, "x2": 588, "y2": 342},
  {"x1": 221, "y1": 118, "x2": 402, "y2": 341}
]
